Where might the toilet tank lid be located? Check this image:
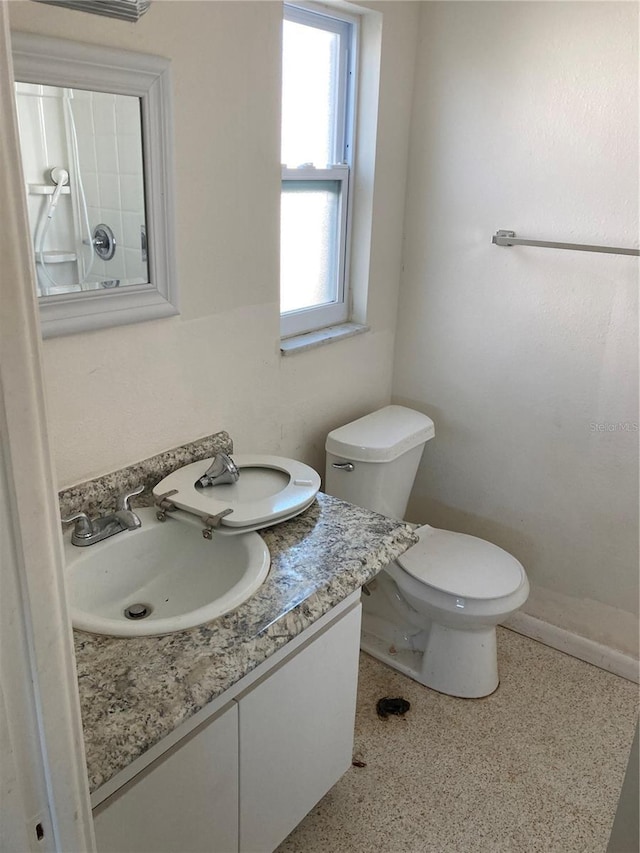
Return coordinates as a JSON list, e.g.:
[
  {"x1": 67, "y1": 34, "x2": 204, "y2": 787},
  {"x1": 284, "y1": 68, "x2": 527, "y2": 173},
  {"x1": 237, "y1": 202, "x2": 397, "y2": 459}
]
[{"x1": 325, "y1": 405, "x2": 435, "y2": 463}]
